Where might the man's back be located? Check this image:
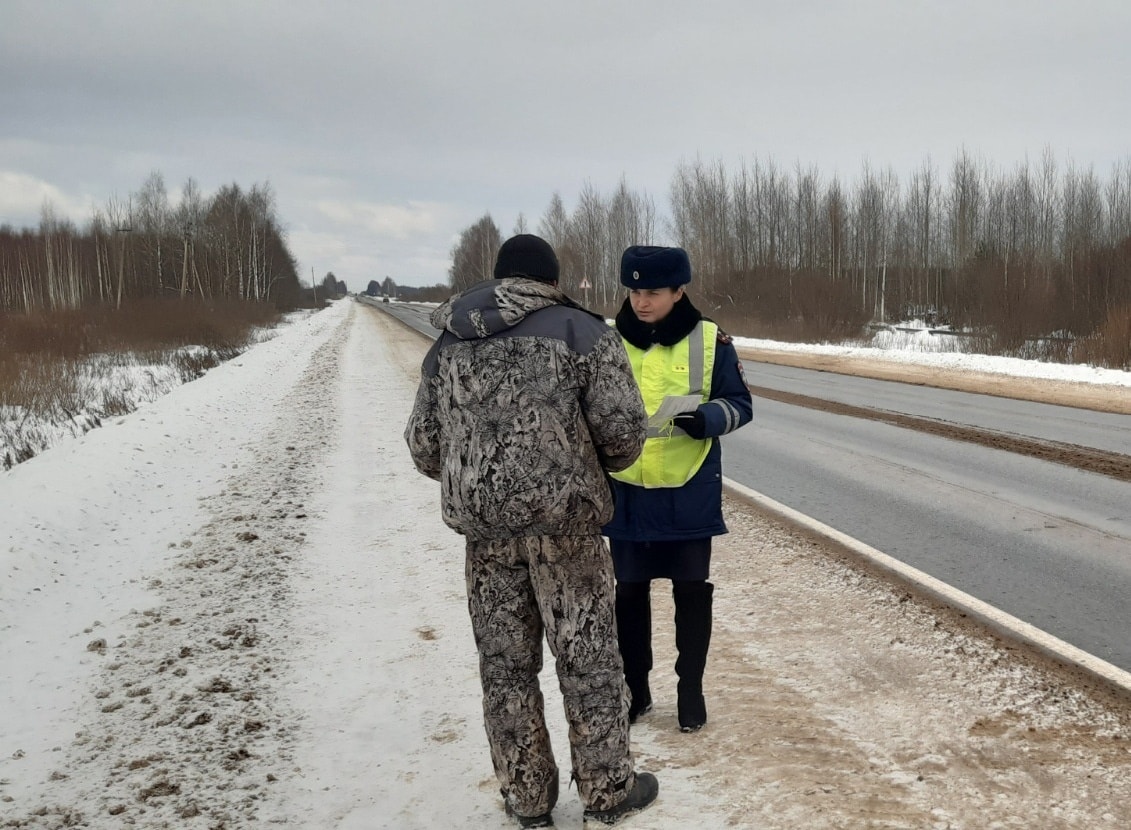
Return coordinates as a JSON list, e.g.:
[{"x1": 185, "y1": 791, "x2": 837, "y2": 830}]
[{"x1": 405, "y1": 278, "x2": 645, "y2": 540}]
